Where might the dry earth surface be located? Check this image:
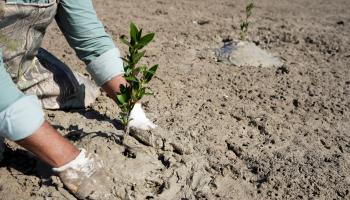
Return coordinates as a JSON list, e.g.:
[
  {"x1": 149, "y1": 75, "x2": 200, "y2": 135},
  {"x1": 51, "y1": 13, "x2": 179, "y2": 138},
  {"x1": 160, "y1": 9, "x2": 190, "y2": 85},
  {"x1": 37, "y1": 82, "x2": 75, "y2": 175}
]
[{"x1": 1, "y1": 0, "x2": 350, "y2": 199}]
